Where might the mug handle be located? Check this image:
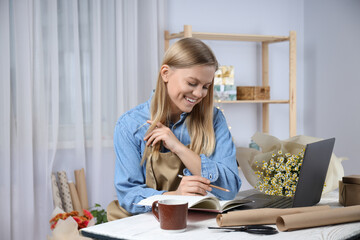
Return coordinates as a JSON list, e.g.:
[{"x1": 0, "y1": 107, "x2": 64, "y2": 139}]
[{"x1": 152, "y1": 200, "x2": 160, "y2": 222}]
